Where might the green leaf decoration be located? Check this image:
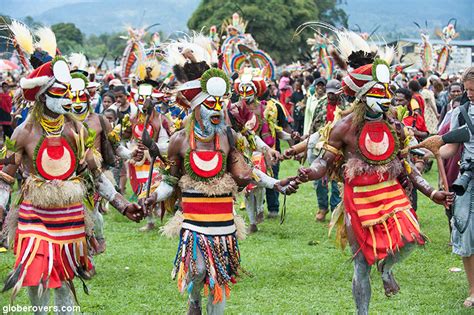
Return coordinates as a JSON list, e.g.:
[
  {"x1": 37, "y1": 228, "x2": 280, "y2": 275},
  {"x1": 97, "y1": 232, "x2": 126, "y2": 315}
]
[{"x1": 200, "y1": 68, "x2": 230, "y2": 95}]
